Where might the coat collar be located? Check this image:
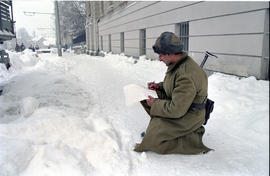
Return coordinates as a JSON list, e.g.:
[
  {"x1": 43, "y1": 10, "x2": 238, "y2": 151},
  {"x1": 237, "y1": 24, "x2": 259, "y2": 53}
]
[{"x1": 166, "y1": 52, "x2": 189, "y2": 73}]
